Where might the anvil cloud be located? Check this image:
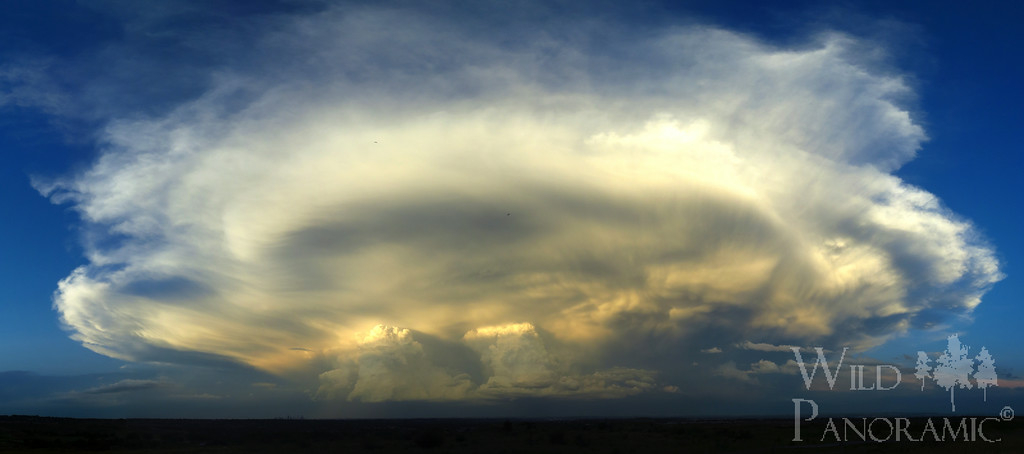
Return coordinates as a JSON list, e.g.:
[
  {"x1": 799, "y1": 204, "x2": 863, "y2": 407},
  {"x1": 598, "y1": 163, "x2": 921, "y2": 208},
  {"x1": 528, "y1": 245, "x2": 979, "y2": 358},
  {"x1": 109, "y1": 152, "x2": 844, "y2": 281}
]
[{"x1": 35, "y1": 3, "x2": 1000, "y2": 402}]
